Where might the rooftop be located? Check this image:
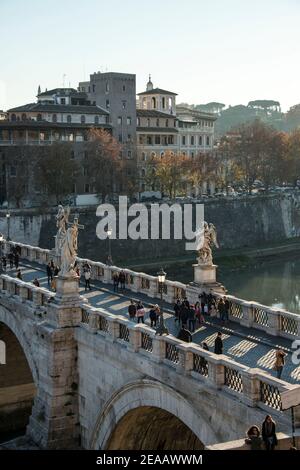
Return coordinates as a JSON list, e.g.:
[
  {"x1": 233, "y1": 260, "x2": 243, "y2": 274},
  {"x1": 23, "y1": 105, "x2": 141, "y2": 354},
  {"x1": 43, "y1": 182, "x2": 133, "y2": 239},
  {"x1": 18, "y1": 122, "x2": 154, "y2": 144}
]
[
  {"x1": 37, "y1": 87, "x2": 78, "y2": 97},
  {"x1": 138, "y1": 87, "x2": 177, "y2": 96},
  {"x1": 8, "y1": 103, "x2": 109, "y2": 115},
  {"x1": 137, "y1": 109, "x2": 176, "y2": 118}
]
